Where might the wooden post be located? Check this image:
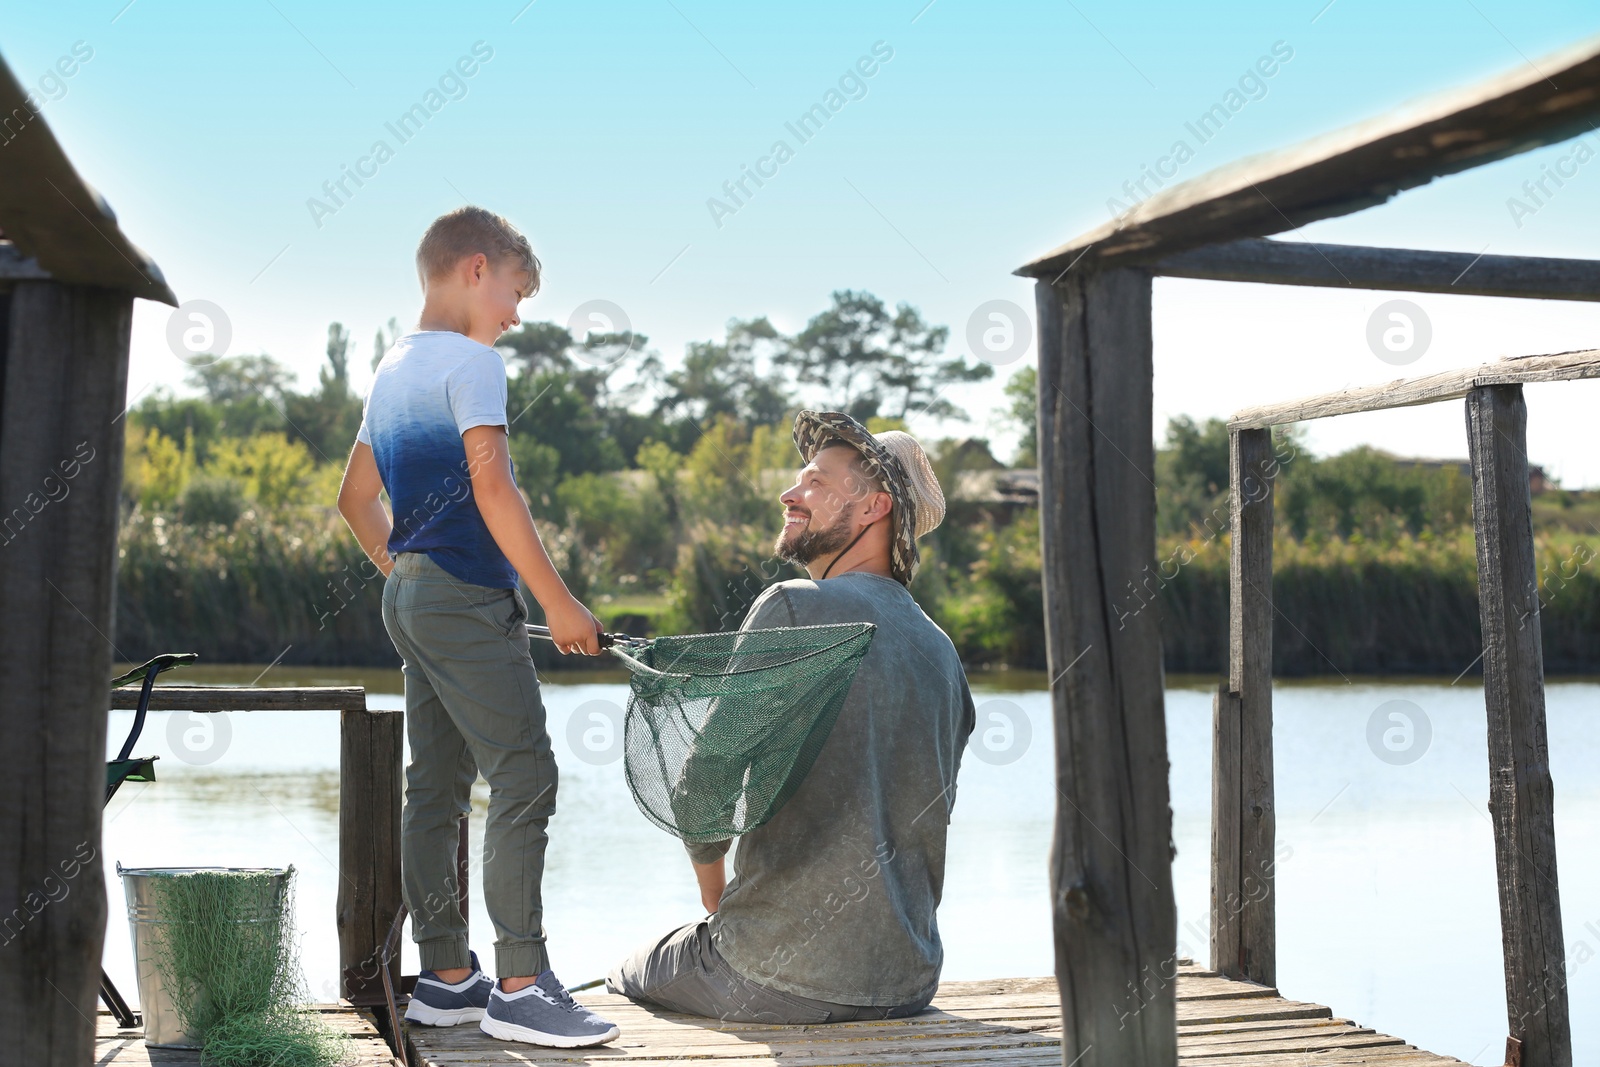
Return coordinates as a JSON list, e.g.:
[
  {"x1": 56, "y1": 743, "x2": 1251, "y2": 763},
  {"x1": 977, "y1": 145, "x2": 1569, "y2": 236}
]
[
  {"x1": 1465, "y1": 384, "x2": 1571, "y2": 1067},
  {"x1": 0, "y1": 282, "x2": 133, "y2": 1063},
  {"x1": 337, "y1": 702, "x2": 404, "y2": 1005},
  {"x1": 1210, "y1": 429, "x2": 1277, "y2": 985},
  {"x1": 1035, "y1": 268, "x2": 1176, "y2": 1066}
]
